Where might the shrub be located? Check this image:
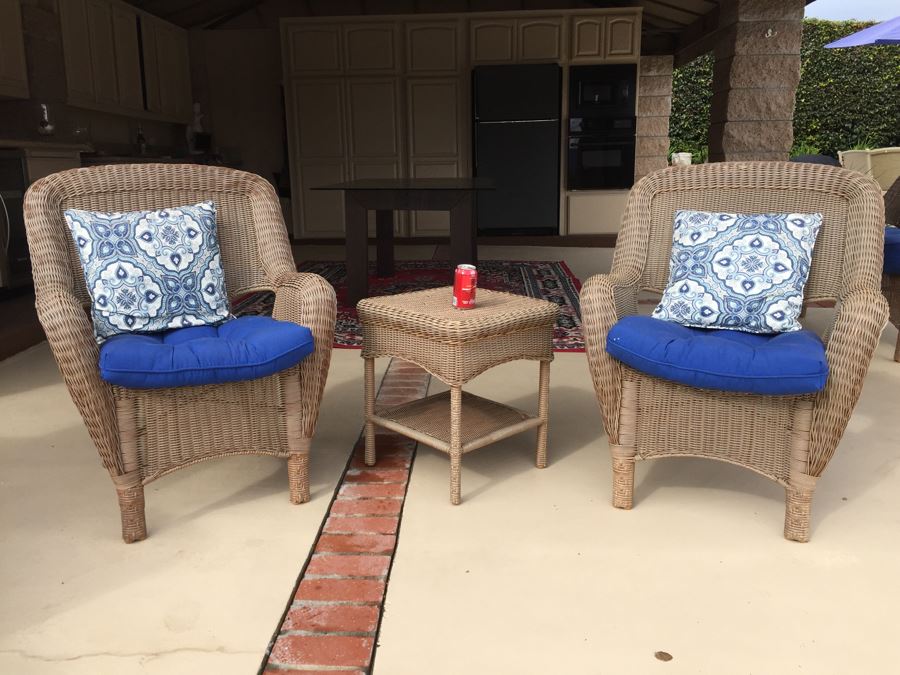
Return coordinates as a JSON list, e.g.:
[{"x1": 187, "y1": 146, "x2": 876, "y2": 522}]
[{"x1": 669, "y1": 19, "x2": 900, "y2": 160}]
